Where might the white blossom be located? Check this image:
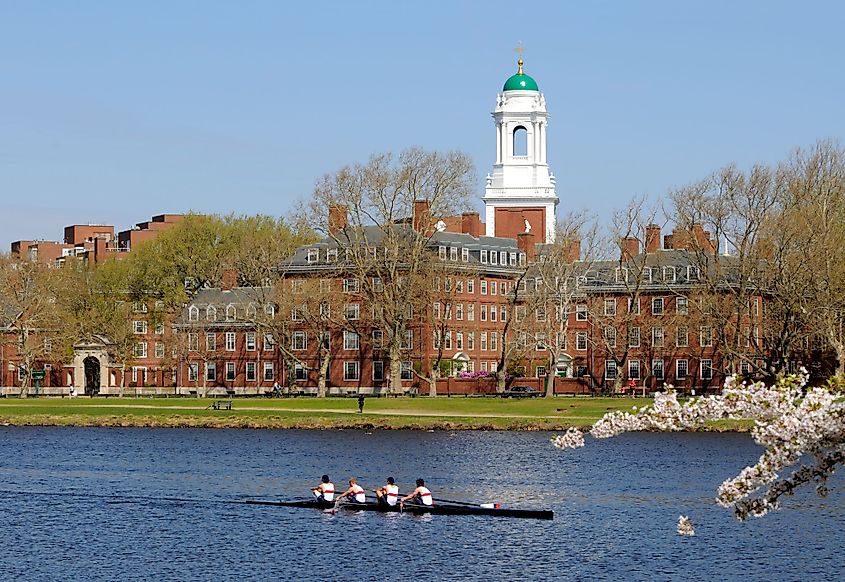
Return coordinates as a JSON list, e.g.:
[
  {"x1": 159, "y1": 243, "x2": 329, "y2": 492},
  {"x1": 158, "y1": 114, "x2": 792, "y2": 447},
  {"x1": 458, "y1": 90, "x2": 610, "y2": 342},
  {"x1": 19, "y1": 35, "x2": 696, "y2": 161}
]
[
  {"x1": 552, "y1": 369, "x2": 845, "y2": 521},
  {"x1": 677, "y1": 515, "x2": 695, "y2": 536}
]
